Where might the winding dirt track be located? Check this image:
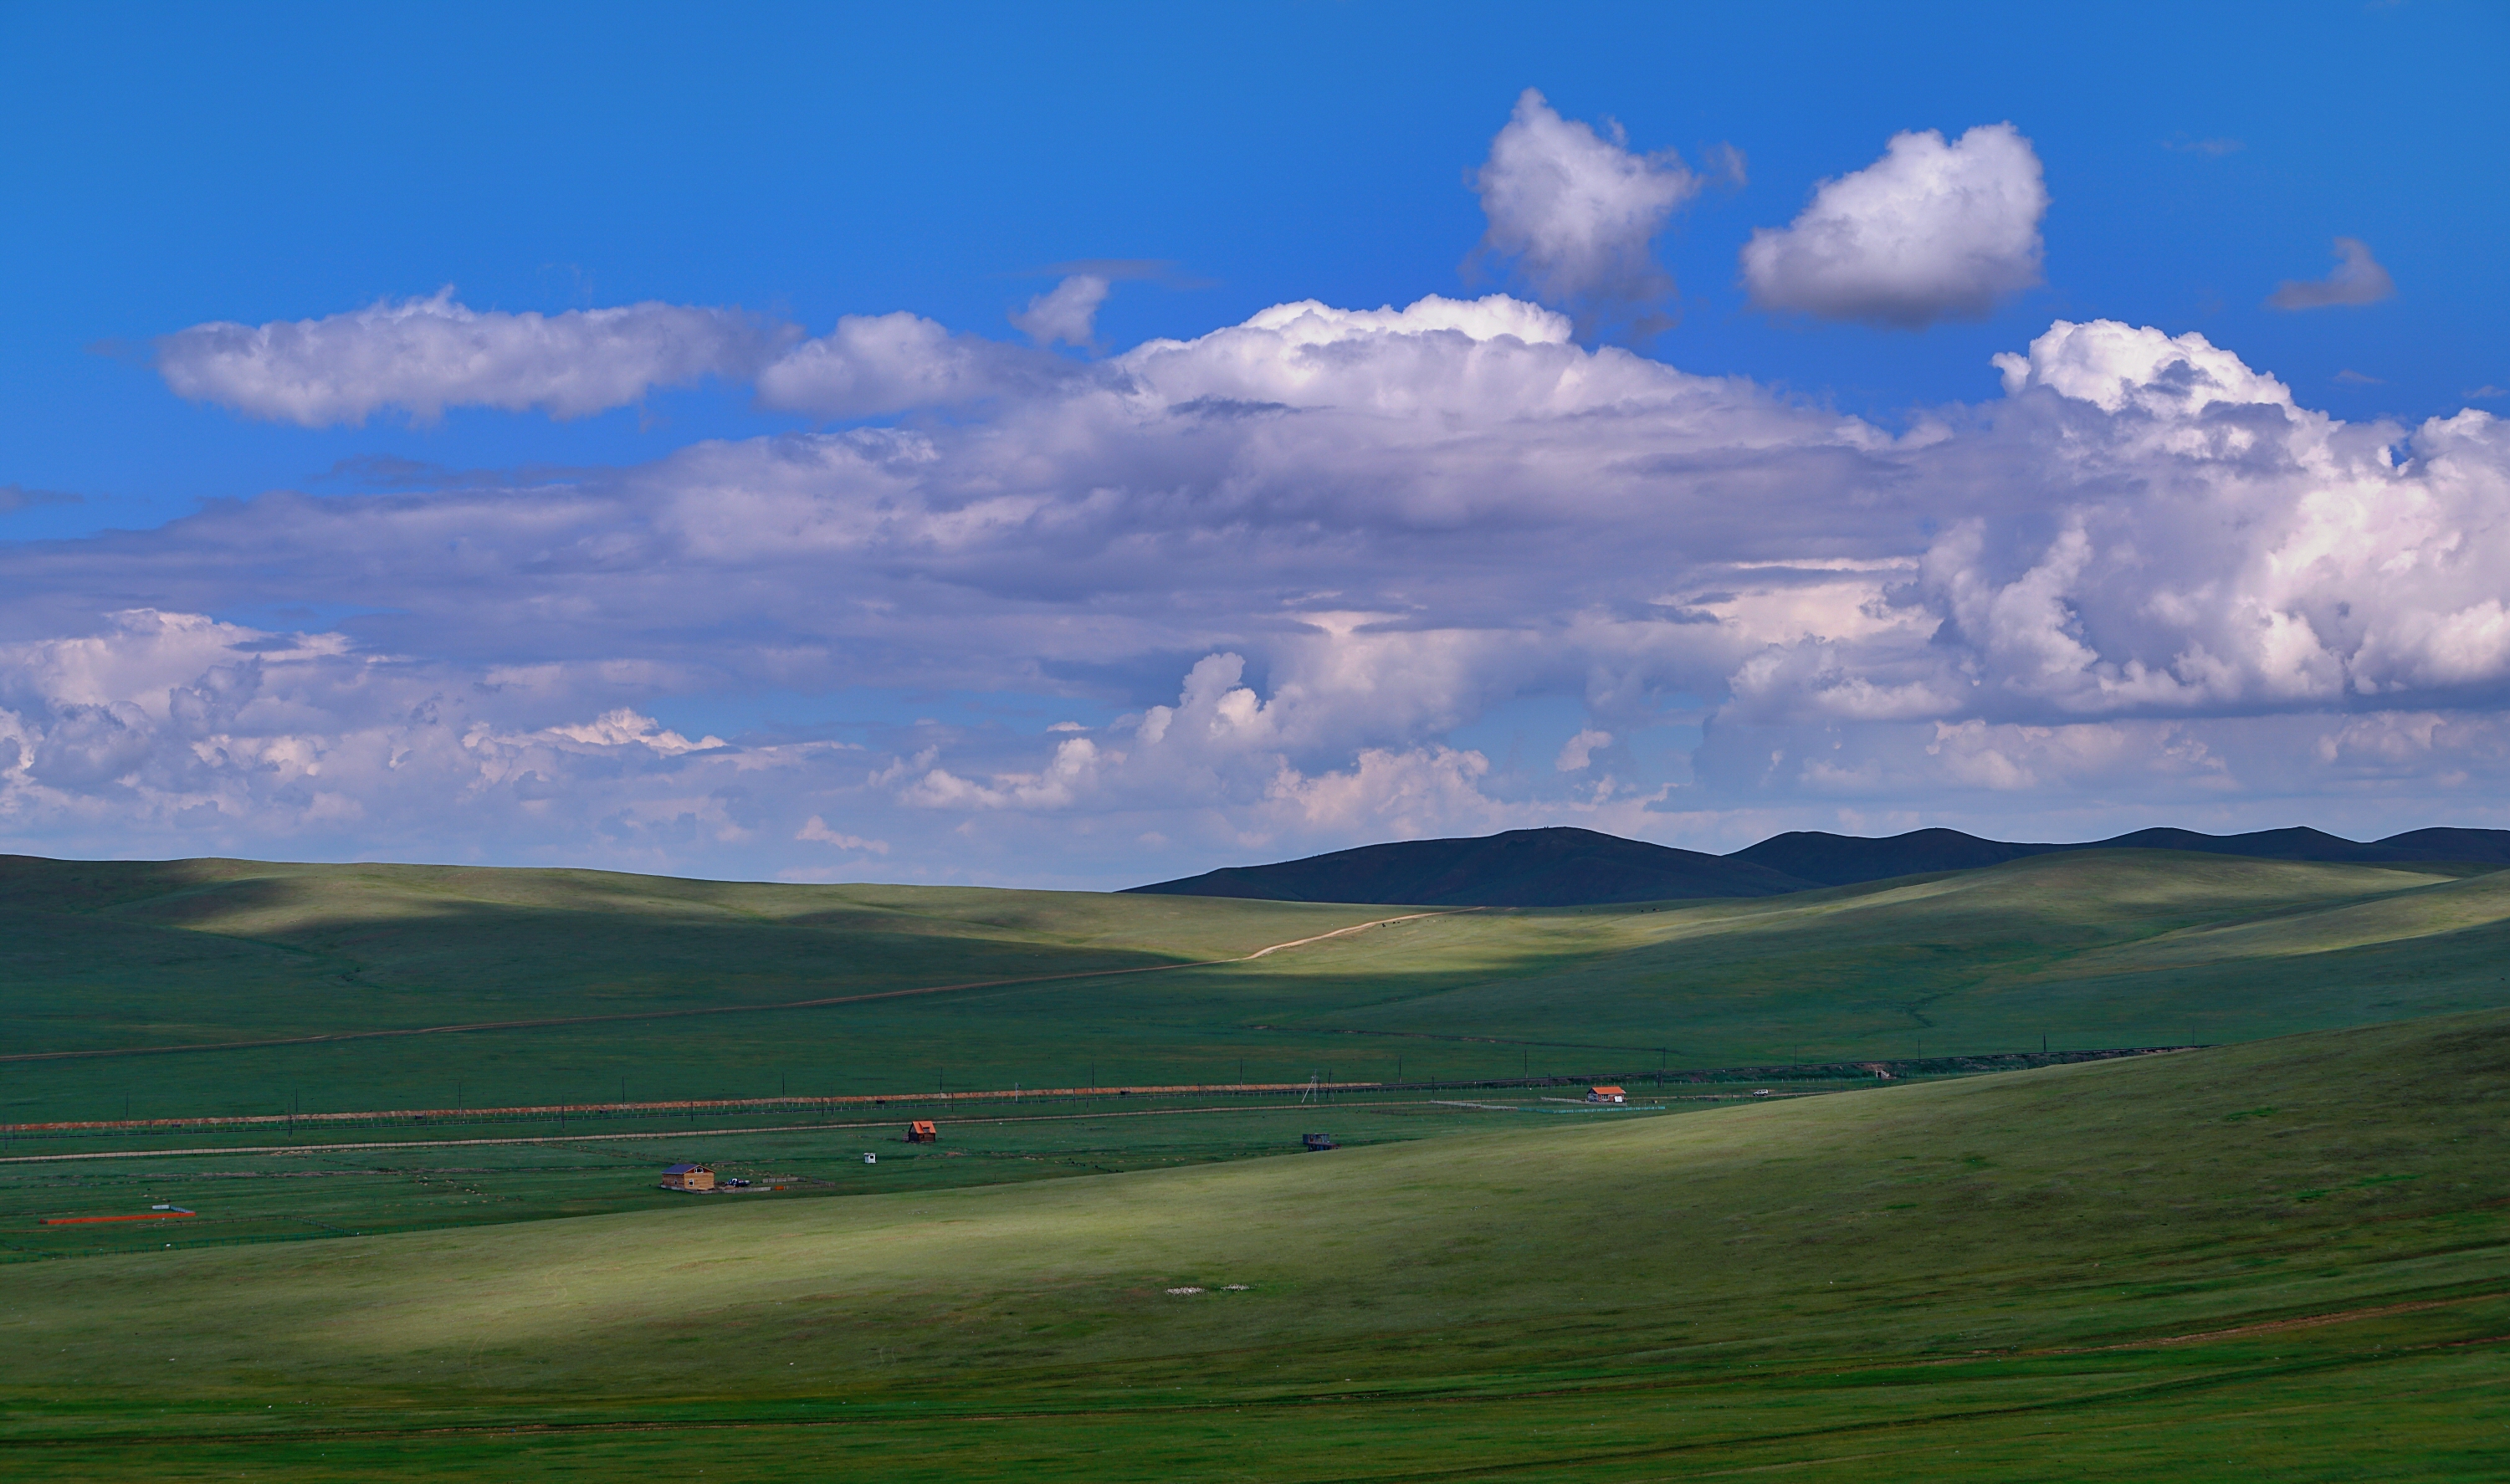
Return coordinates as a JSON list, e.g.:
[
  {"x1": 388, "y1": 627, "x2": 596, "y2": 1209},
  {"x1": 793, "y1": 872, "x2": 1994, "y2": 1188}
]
[{"x1": 0, "y1": 908, "x2": 1471, "y2": 1067}]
